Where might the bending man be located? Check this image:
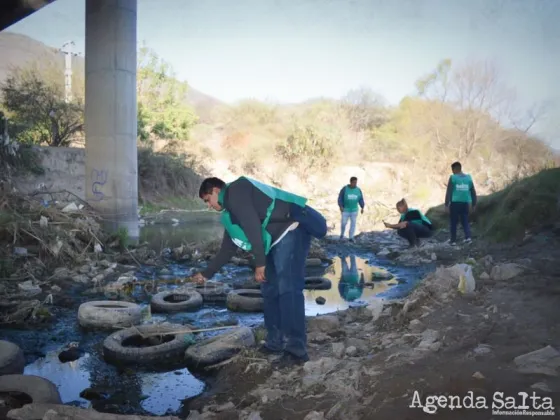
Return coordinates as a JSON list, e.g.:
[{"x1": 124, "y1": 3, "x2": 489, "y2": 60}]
[{"x1": 192, "y1": 176, "x2": 327, "y2": 366}]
